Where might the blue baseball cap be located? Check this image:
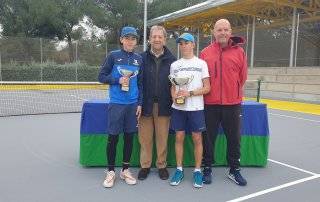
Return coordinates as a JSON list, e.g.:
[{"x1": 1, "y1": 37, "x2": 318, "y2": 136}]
[
  {"x1": 121, "y1": 26, "x2": 138, "y2": 38},
  {"x1": 176, "y1": 33, "x2": 195, "y2": 43}
]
